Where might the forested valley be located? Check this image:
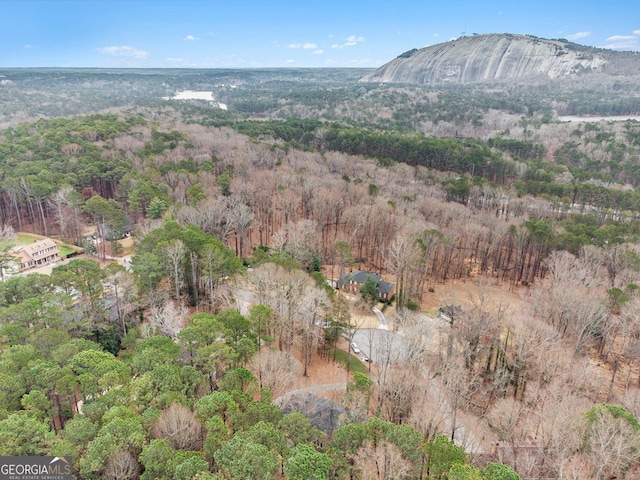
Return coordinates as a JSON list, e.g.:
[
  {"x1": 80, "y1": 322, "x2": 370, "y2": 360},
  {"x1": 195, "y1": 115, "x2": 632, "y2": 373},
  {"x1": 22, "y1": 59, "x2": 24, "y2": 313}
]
[{"x1": 1, "y1": 68, "x2": 640, "y2": 479}]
